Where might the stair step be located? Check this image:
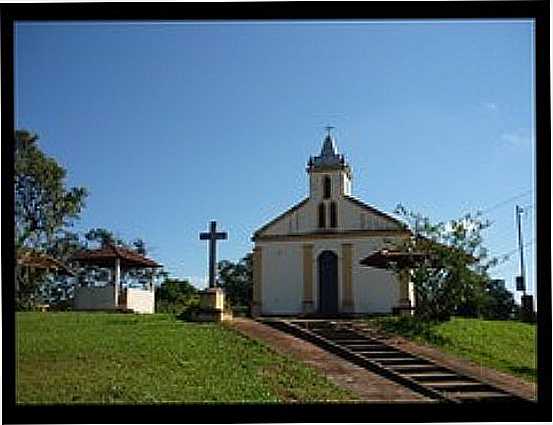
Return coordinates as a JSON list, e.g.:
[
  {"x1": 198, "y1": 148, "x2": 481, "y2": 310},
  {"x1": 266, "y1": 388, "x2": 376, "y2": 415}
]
[
  {"x1": 346, "y1": 345, "x2": 395, "y2": 351},
  {"x1": 317, "y1": 332, "x2": 361, "y2": 338},
  {"x1": 429, "y1": 382, "x2": 492, "y2": 392},
  {"x1": 389, "y1": 364, "x2": 446, "y2": 372},
  {"x1": 406, "y1": 372, "x2": 461, "y2": 380},
  {"x1": 356, "y1": 351, "x2": 409, "y2": 358},
  {"x1": 451, "y1": 391, "x2": 512, "y2": 400},
  {"x1": 371, "y1": 358, "x2": 427, "y2": 365}
]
